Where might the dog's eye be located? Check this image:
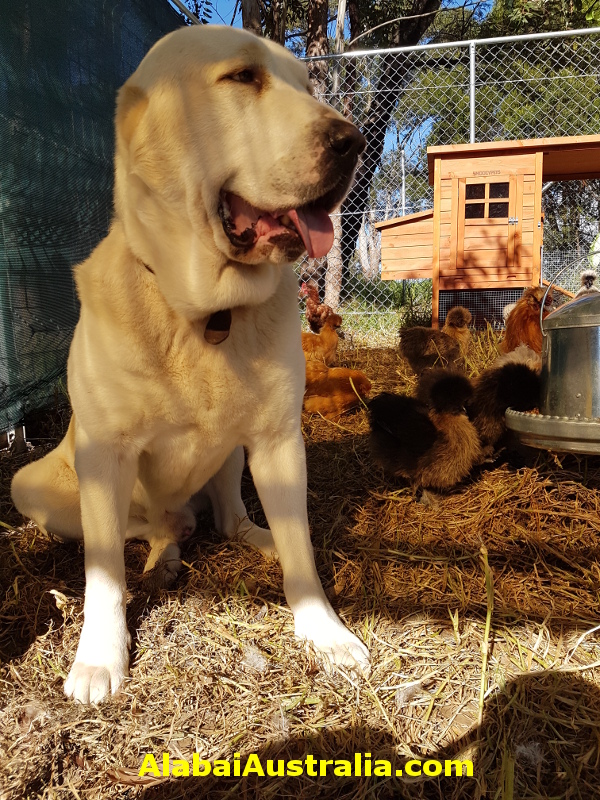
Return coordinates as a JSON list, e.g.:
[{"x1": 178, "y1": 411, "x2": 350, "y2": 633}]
[{"x1": 230, "y1": 69, "x2": 256, "y2": 84}]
